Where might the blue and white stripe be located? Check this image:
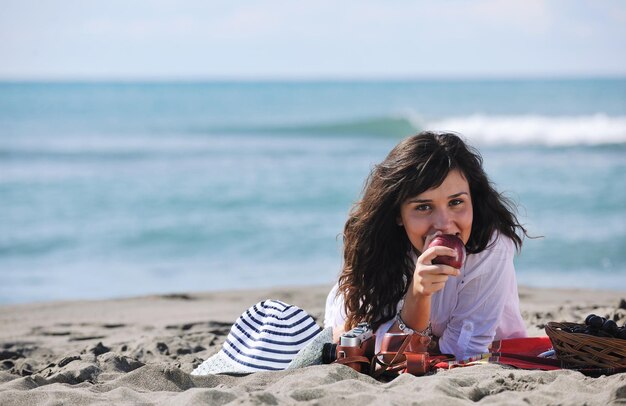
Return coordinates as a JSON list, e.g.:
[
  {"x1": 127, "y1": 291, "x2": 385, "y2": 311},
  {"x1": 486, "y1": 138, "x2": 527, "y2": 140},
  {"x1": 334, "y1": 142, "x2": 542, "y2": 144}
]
[{"x1": 221, "y1": 300, "x2": 322, "y2": 371}]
